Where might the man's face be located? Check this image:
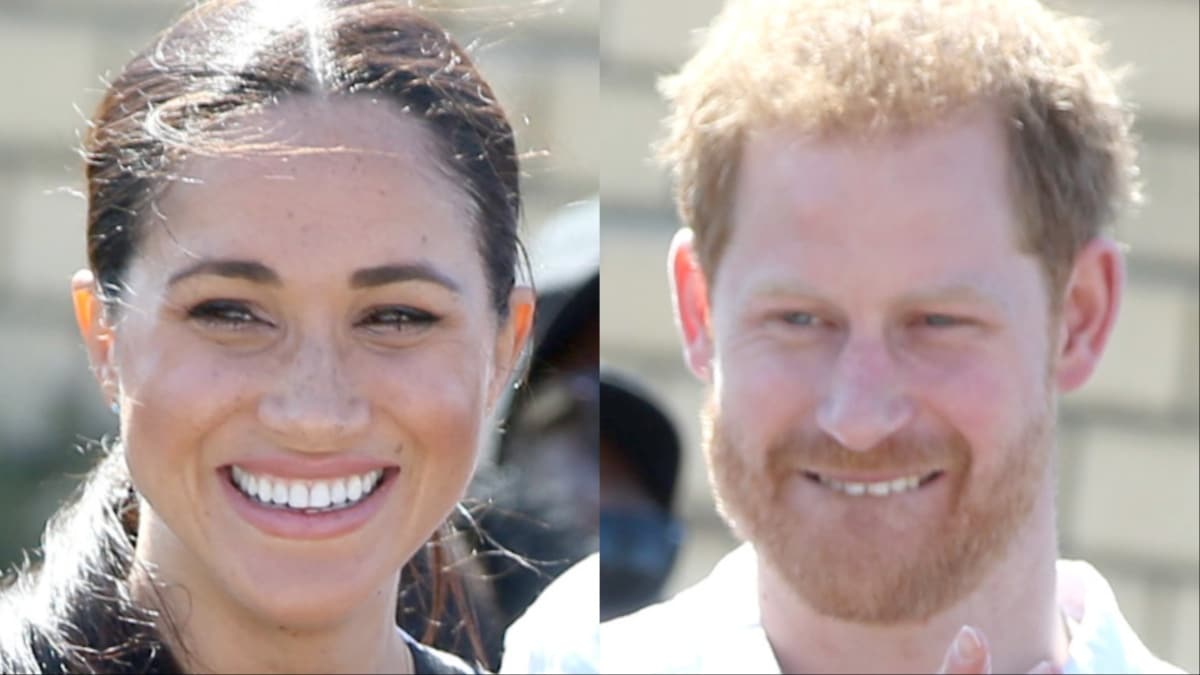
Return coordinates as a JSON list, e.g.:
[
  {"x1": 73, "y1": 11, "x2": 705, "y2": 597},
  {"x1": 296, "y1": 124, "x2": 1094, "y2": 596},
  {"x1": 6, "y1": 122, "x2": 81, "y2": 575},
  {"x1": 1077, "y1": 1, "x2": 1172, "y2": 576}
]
[{"x1": 698, "y1": 110, "x2": 1059, "y2": 623}]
